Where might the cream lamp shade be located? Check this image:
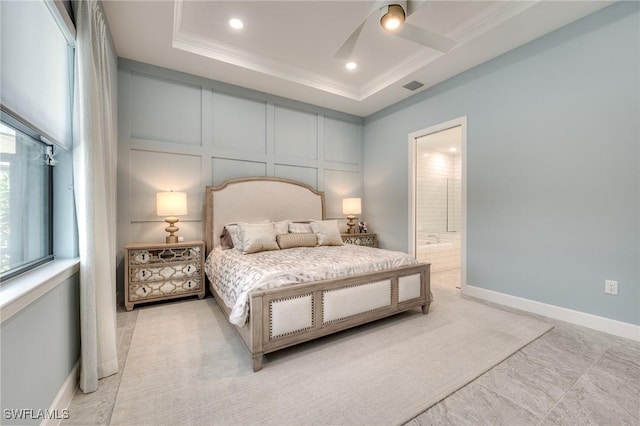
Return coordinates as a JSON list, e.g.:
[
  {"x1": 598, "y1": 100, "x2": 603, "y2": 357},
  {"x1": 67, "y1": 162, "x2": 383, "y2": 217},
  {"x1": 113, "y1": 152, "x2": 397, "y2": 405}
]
[
  {"x1": 156, "y1": 191, "x2": 187, "y2": 243},
  {"x1": 342, "y1": 198, "x2": 361, "y2": 215},
  {"x1": 156, "y1": 191, "x2": 187, "y2": 216},
  {"x1": 342, "y1": 198, "x2": 361, "y2": 234}
]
